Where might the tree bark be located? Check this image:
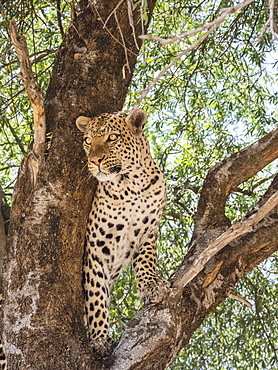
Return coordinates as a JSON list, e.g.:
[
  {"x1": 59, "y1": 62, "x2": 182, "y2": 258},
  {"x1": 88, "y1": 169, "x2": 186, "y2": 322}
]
[{"x1": 3, "y1": 0, "x2": 278, "y2": 369}]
